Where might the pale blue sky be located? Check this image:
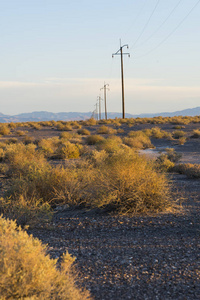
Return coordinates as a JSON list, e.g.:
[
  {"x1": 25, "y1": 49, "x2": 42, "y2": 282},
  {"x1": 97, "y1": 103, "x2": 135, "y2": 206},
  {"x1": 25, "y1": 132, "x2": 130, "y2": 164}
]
[{"x1": 0, "y1": 0, "x2": 199, "y2": 115}]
